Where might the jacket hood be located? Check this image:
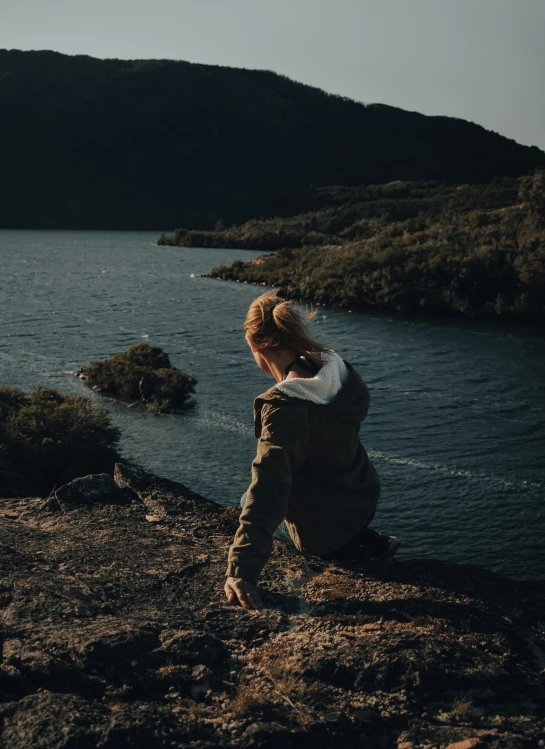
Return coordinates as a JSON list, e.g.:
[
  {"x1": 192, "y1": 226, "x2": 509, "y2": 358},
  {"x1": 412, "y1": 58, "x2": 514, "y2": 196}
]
[
  {"x1": 256, "y1": 351, "x2": 370, "y2": 425},
  {"x1": 275, "y1": 351, "x2": 348, "y2": 405}
]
